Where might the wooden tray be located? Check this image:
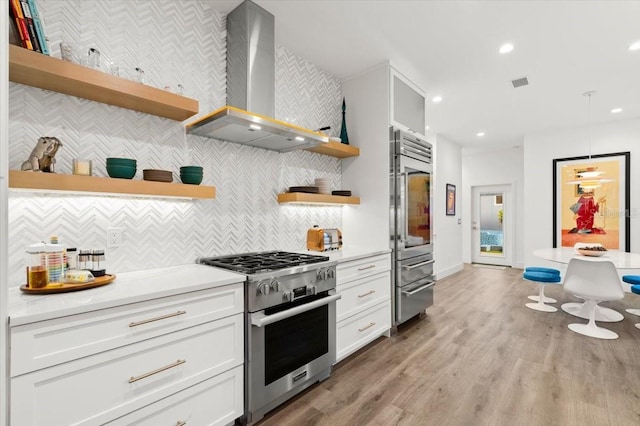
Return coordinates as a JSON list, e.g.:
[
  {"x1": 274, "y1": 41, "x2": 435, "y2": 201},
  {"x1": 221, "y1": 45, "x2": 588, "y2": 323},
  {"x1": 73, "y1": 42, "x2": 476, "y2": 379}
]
[{"x1": 20, "y1": 274, "x2": 116, "y2": 294}]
